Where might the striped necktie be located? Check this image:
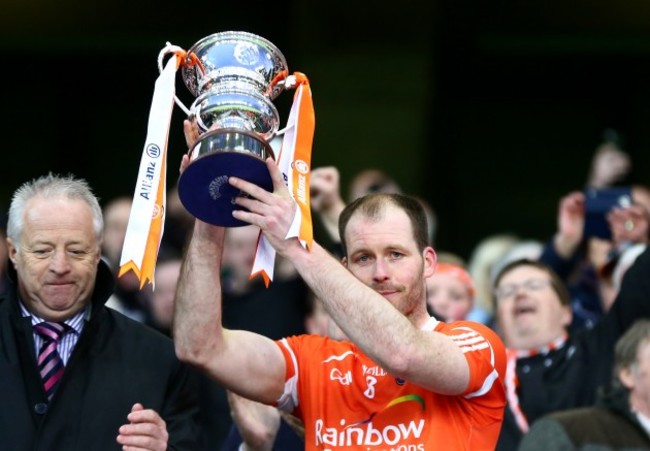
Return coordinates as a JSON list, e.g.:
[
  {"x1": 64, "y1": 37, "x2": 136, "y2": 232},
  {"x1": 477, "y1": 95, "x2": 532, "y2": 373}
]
[{"x1": 33, "y1": 322, "x2": 68, "y2": 401}]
